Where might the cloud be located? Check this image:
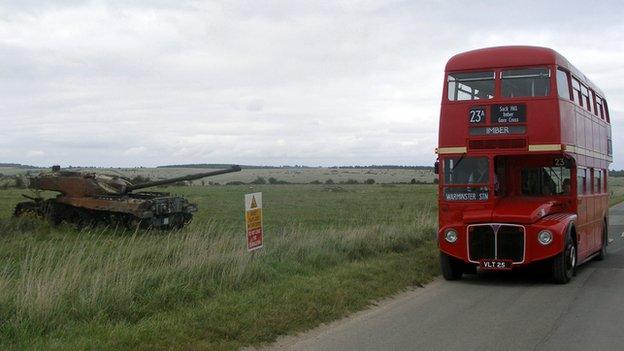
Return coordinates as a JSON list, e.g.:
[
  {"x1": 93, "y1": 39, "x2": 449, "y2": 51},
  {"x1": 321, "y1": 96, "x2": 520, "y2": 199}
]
[
  {"x1": 124, "y1": 146, "x2": 147, "y2": 156},
  {"x1": 26, "y1": 150, "x2": 45, "y2": 157},
  {"x1": 0, "y1": 0, "x2": 622, "y2": 168}
]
